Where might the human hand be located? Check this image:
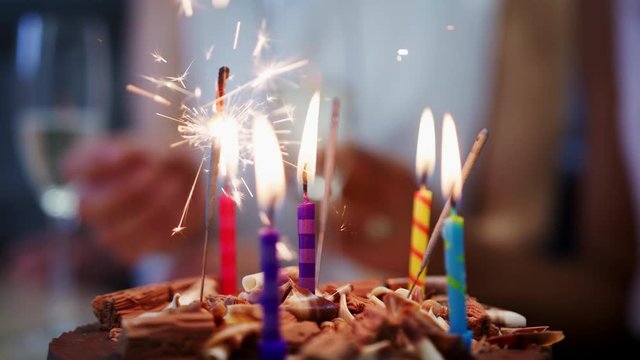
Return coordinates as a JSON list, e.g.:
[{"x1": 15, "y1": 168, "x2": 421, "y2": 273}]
[
  {"x1": 319, "y1": 142, "x2": 419, "y2": 274},
  {"x1": 63, "y1": 136, "x2": 204, "y2": 265}
]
